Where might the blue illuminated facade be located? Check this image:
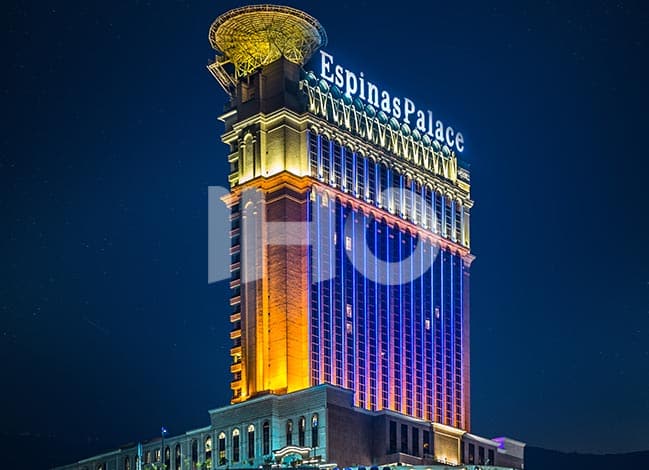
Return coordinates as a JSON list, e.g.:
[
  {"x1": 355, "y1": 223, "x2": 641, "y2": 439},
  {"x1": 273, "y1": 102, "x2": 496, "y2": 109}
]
[{"x1": 305, "y1": 131, "x2": 471, "y2": 430}]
